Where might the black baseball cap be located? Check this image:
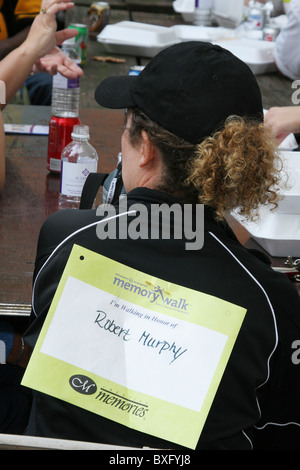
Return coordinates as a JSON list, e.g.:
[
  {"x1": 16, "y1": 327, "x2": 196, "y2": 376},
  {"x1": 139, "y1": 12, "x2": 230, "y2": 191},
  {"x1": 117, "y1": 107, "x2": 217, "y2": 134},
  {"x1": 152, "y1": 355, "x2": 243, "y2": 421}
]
[{"x1": 95, "y1": 41, "x2": 263, "y2": 144}]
